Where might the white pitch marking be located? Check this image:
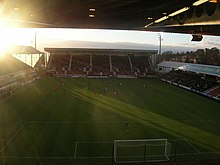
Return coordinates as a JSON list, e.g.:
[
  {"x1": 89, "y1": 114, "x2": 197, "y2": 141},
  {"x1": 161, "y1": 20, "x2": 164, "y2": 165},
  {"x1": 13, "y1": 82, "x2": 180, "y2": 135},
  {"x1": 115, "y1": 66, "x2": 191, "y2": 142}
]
[
  {"x1": 77, "y1": 141, "x2": 113, "y2": 144},
  {"x1": 73, "y1": 141, "x2": 78, "y2": 158},
  {"x1": 27, "y1": 120, "x2": 123, "y2": 124},
  {"x1": 0, "y1": 122, "x2": 28, "y2": 153},
  {"x1": 184, "y1": 139, "x2": 200, "y2": 154},
  {"x1": 209, "y1": 120, "x2": 220, "y2": 127},
  {"x1": 0, "y1": 151, "x2": 220, "y2": 159}
]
